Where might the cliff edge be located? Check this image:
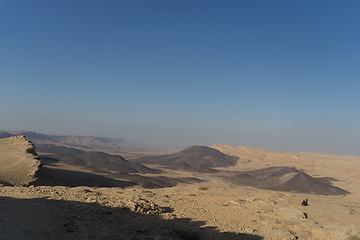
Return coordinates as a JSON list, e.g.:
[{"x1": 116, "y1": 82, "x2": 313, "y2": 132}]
[{"x1": 0, "y1": 136, "x2": 43, "y2": 186}]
